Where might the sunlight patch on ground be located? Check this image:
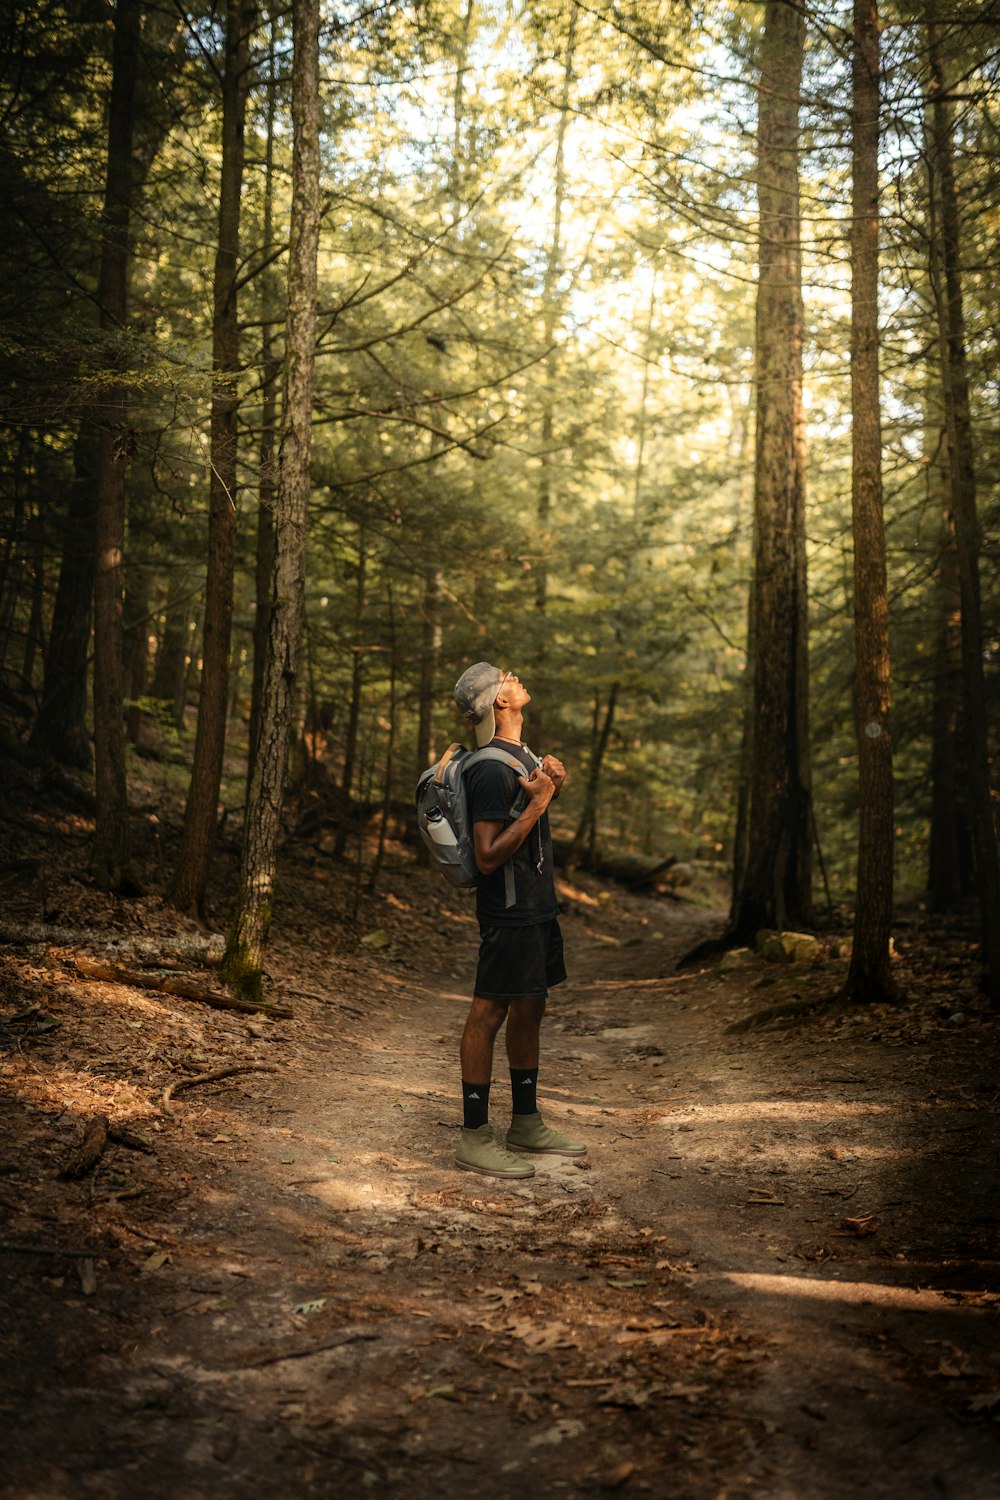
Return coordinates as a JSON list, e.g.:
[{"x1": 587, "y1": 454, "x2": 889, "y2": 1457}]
[
  {"x1": 303, "y1": 1173, "x2": 415, "y2": 1215},
  {"x1": 724, "y1": 1271, "x2": 990, "y2": 1313},
  {"x1": 655, "y1": 1100, "x2": 895, "y2": 1126}
]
